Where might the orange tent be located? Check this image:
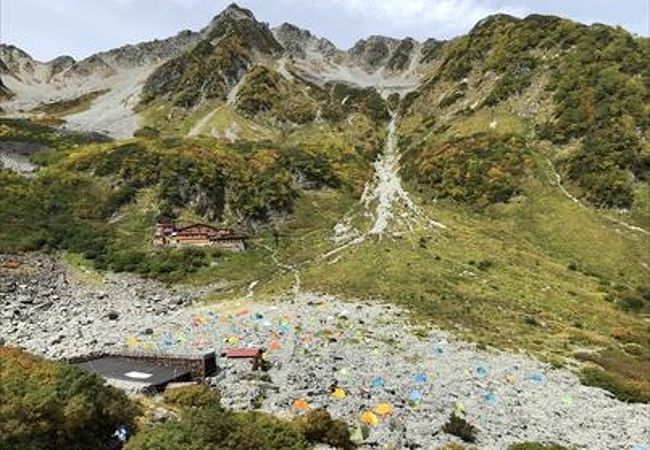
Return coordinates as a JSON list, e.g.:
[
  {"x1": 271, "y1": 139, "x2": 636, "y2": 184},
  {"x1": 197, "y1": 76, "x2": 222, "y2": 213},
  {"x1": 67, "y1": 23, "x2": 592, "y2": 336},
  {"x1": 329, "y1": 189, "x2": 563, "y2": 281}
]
[{"x1": 293, "y1": 398, "x2": 310, "y2": 411}]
